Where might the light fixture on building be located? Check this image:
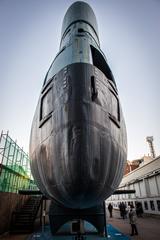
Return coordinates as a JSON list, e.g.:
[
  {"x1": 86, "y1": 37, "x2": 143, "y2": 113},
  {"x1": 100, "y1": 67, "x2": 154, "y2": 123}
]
[{"x1": 146, "y1": 136, "x2": 156, "y2": 158}]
